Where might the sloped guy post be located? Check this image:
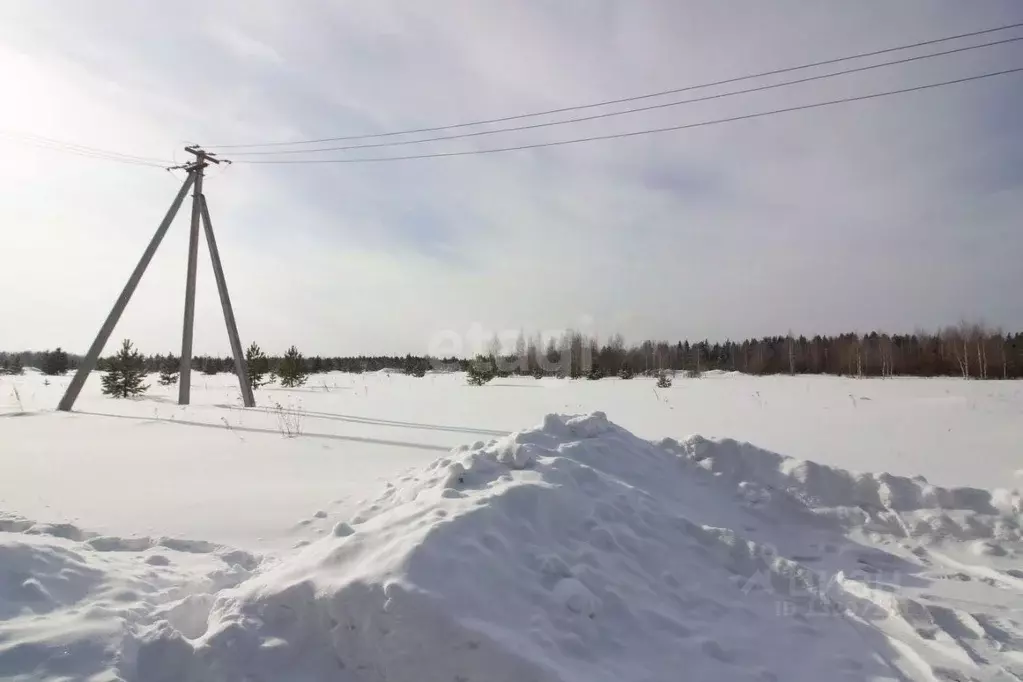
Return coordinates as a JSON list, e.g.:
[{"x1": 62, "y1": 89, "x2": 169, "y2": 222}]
[{"x1": 200, "y1": 194, "x2": 255, "y2": 407}]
